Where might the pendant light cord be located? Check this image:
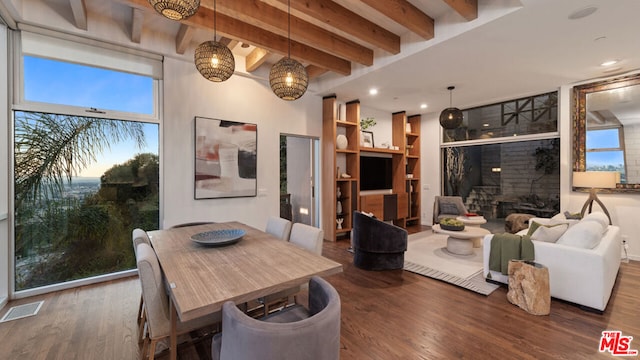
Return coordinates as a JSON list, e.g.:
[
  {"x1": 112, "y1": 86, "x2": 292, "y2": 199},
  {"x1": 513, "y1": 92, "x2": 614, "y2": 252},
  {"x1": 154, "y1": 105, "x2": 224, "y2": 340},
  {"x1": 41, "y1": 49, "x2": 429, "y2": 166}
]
[
  {"x1": 287, "y1": 0, "x2": 291, "y2": 58},
  {"x1": 213, "y1": 0, "x2": 217, "y2": 40}
]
